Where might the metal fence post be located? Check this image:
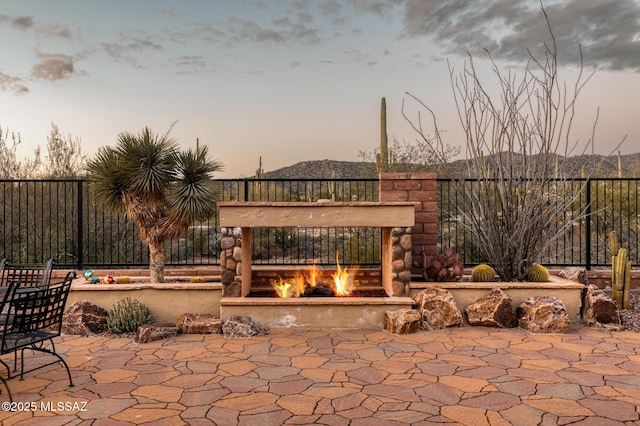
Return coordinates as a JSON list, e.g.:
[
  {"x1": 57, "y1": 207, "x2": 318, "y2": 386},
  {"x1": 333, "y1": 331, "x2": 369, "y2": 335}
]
[
  {"x1": 585, "y1": 178, "x2": 592, "y2": 270},
  {"x1": 77, "y1": 180, "x2": 84, "y2": 269}
]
